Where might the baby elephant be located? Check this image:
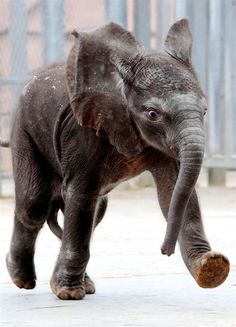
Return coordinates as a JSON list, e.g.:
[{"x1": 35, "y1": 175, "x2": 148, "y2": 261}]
[{"x1": 5, "y1": 19, "x2": 229, "y2": 300}]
